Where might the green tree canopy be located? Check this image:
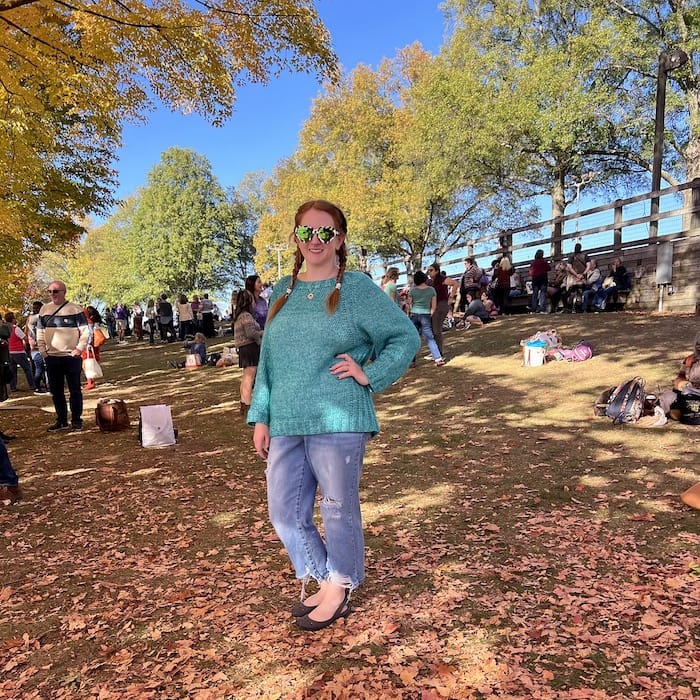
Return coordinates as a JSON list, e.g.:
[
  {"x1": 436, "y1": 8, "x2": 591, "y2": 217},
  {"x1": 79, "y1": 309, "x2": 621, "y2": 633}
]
[{"x1": 61, "y1": 148, "x2": 252, "y2": 306}]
